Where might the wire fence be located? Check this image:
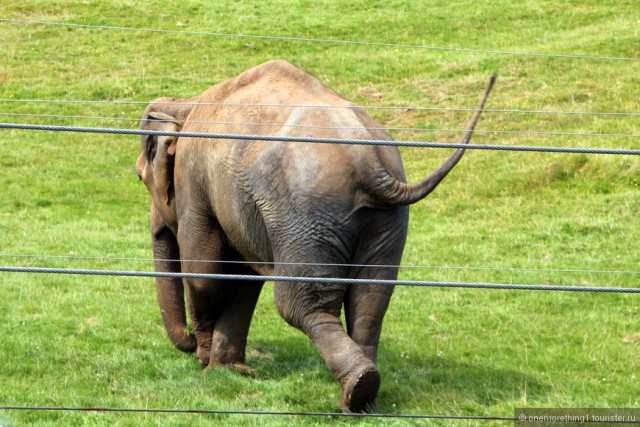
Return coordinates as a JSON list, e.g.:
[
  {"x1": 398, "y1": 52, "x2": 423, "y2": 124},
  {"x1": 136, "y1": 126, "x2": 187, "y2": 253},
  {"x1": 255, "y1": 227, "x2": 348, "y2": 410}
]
[
  {"x1": 3, "y1": 97, "x2": 640, "y2": 117},
  {"x1": 0, "y1": 405, "x2": 520, "y2": 422},
  {"x1": 2, "y1": 122, "x2": 639, "y2": 155},
  {"x1": 3, "y1": 253, "x2": 639, "y2": 276},
  {"x1": 1, "y1": 112, "x2": 640, "y2": 139},
  {"x1": 3, "y1": 122, "x2": 638, "y2": 420},
  {"x1": 2, "y1": 266, "x2": 639, "y2": 293},
  {"x1": 3, "y1": 18, "x2": 640, "y2": 62}
]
